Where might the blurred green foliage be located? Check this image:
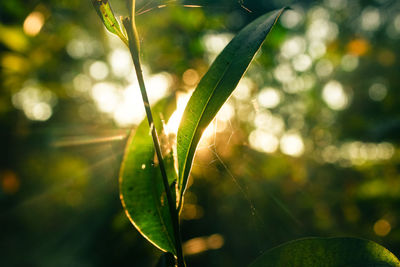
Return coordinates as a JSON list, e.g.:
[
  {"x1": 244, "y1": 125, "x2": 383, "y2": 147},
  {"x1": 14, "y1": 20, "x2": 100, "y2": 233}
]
[{"x1": 1, "y1": 0, "x2": 400, "y2": 266}]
